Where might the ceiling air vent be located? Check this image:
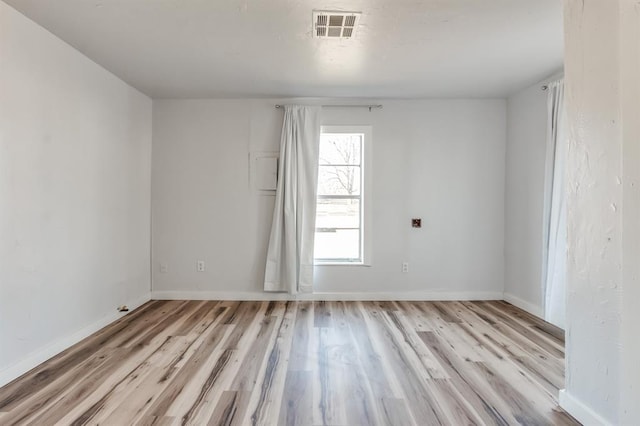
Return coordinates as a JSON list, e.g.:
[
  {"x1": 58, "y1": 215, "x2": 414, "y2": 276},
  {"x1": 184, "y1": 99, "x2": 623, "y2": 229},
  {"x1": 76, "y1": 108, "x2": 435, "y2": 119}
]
[{"x1": 313, "y1": 11, "x2": 361, "y2": 39}]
